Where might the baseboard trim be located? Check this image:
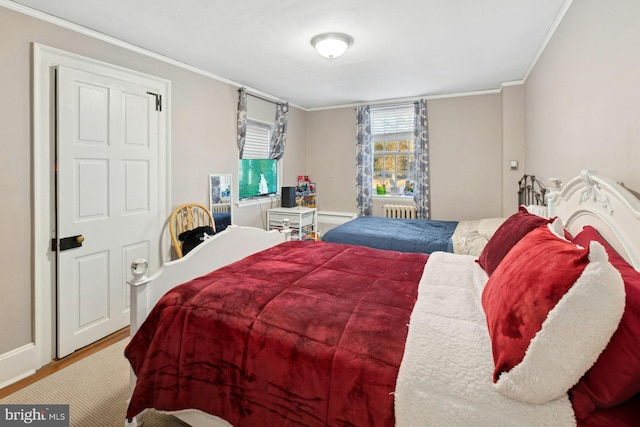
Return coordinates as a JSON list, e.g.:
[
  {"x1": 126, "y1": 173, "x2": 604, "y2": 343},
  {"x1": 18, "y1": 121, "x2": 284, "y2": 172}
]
[
  {"x1": 317, "y1": 211, "x2": 356, "y2": 225},
  {"x1": 0, "y1": 343, "x2": 37, "y2": 390}
]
